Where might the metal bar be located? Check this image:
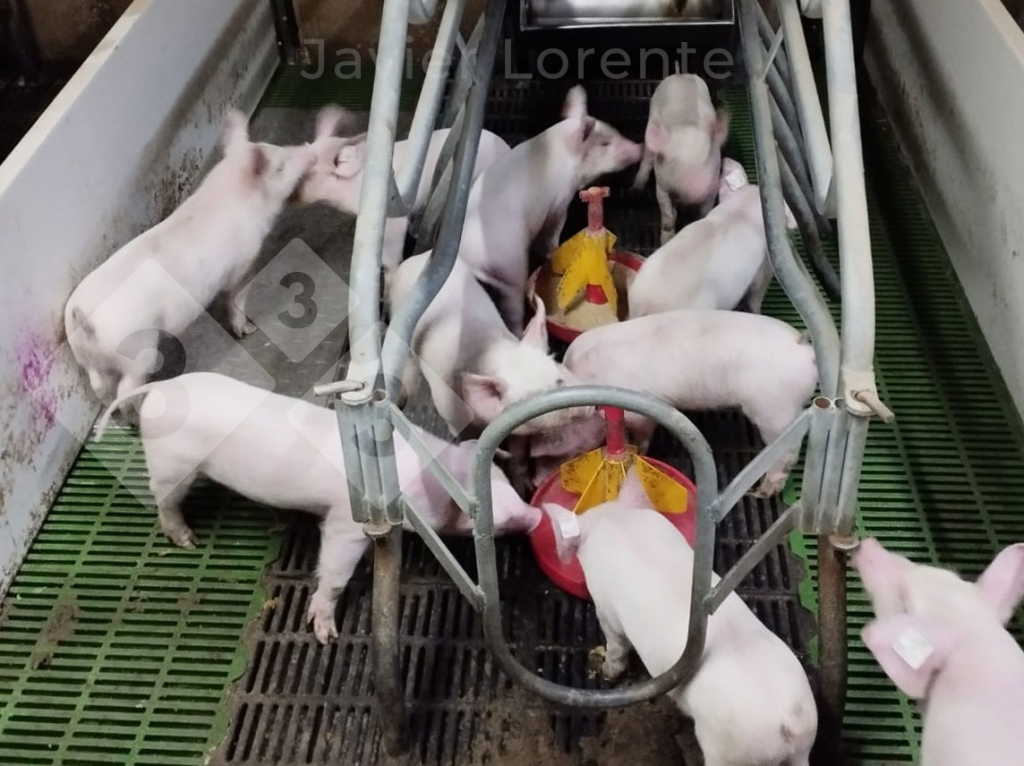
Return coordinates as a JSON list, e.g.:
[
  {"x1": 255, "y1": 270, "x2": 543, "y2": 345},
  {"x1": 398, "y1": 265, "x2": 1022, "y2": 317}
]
[
  {"x1": 754, "y1": 2, "x2": 793, "y2": 87},
  {"x1": 836, "y1": 411, "x2": 869, "y2": 536},
  {"x1": 270, "y1": 0, "x2": 302, "y2": 65},
  {"x1": 380, "y1": 0, "x2": 506, "y2": 397},
  {"x1": 778, "y1": 0, "x2": 836, "y2": 216},
  {"x1": 373, "y1": 394, "x2": 406, "y2": 526},
  {"x1": 817, "y1": 534, "x2": 851, "y2": 764},
  {"x1": 740, "y1": 0, "x2": 842, "y2": 399},
  {"x1": 343, "y1": 0, "x2": 413, "y2": 392},
  {"x1": 770, "y1": 98, "x2": 816, "y2": 219},
  {"x1": 389, "y1": 406, "x2": 476, "y2": 515},
  {"x1": 797, "y1": 397, "x2": 832, "y2": 530},
  {"x1": 368, "y1": 524, "x2": 406, "y2": 755},
  {"x1": 709, "y1": 409, "x2": 812, "y2": 522},
  {"x1": 819, "y1": 399, "x2": 850, "y2": 514},
  {"x1": 706, "y1": 505, "x2": 798, "y2": 613},
  {"x1": 414, "y1": 104, "x2": 468, "y2": 252},
  {"x1": 402, "y1": 497, "x2": 486, "y2": 609},
  {"x1": 822, "y1": 0, "x2": 878, "y2": 413},
  {"x1": 390, "y1": 0, "x2": 469, "y2": 216},
  {"x1": 780, "y1": 152, "x2": 841, "y2": 299},
  {"x1": 336, "y1": 403, "x2": 371, "y2": 524},
  {"x1": 472, "y1": 385, "x2": 718, "y2": 706},
  {"x1": 442, "y1": 17, "x2": 484, "y2": 127}
]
